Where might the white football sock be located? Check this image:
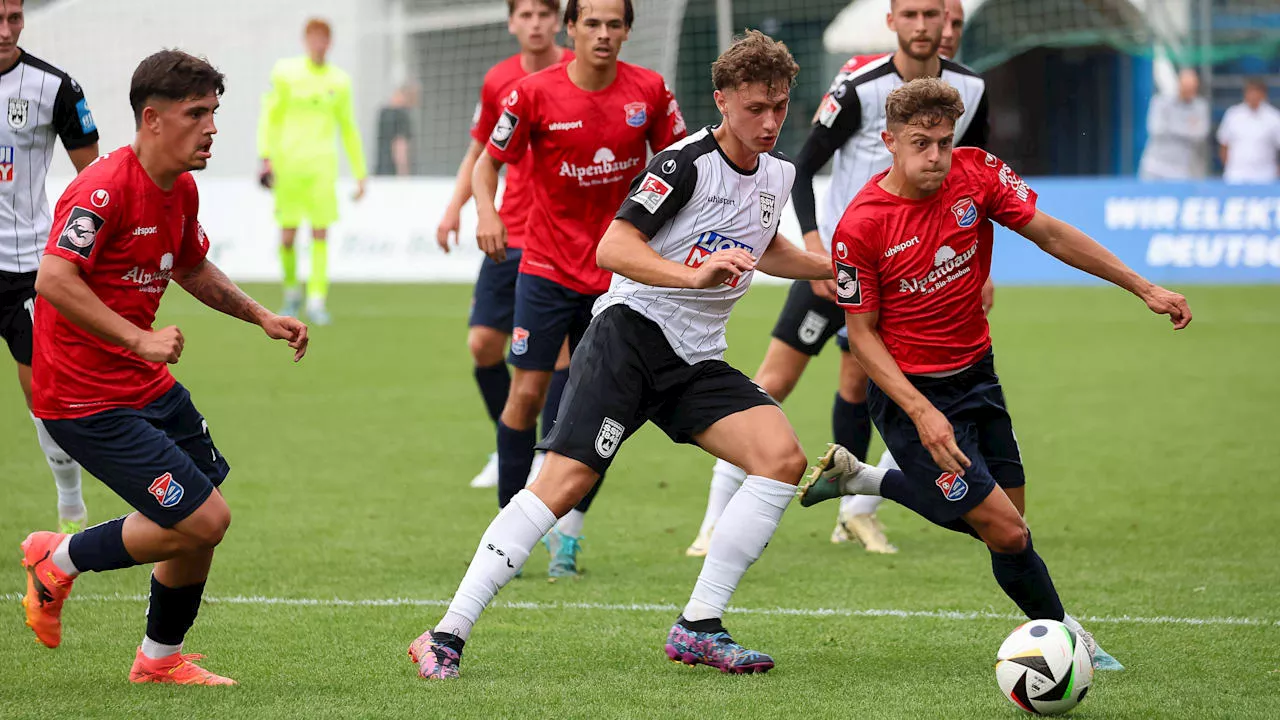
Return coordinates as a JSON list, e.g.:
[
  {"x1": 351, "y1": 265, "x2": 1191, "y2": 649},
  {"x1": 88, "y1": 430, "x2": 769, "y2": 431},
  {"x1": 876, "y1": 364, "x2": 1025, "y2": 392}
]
[
  {"x1": 51, "y1": 534, "x2": 79, "y2": 576},
  {"x1": 436, "y1": 490, "x2": 556, "y2": 641},
  {"x1": 697, "y1": 459, "x2": 747, "y2": 537},
  {"x1": 683, "y1": 475, "x2": 793, "y2": 621},
  {"x1": 32, "y1": 415, "x2": 83, "y2": 511},
  {"x1": 555, "y1": 508, "x2": 585, "y2": 538},
  {"x1": 841, "y1": 494, "x2": 885, "y2": 516},
  {"x1": 1062, "y1": 613, "x2": 1084, "y2": 633},
  {"x1": 140, "y1": 636, "x2": 182, "y2": 660}
]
